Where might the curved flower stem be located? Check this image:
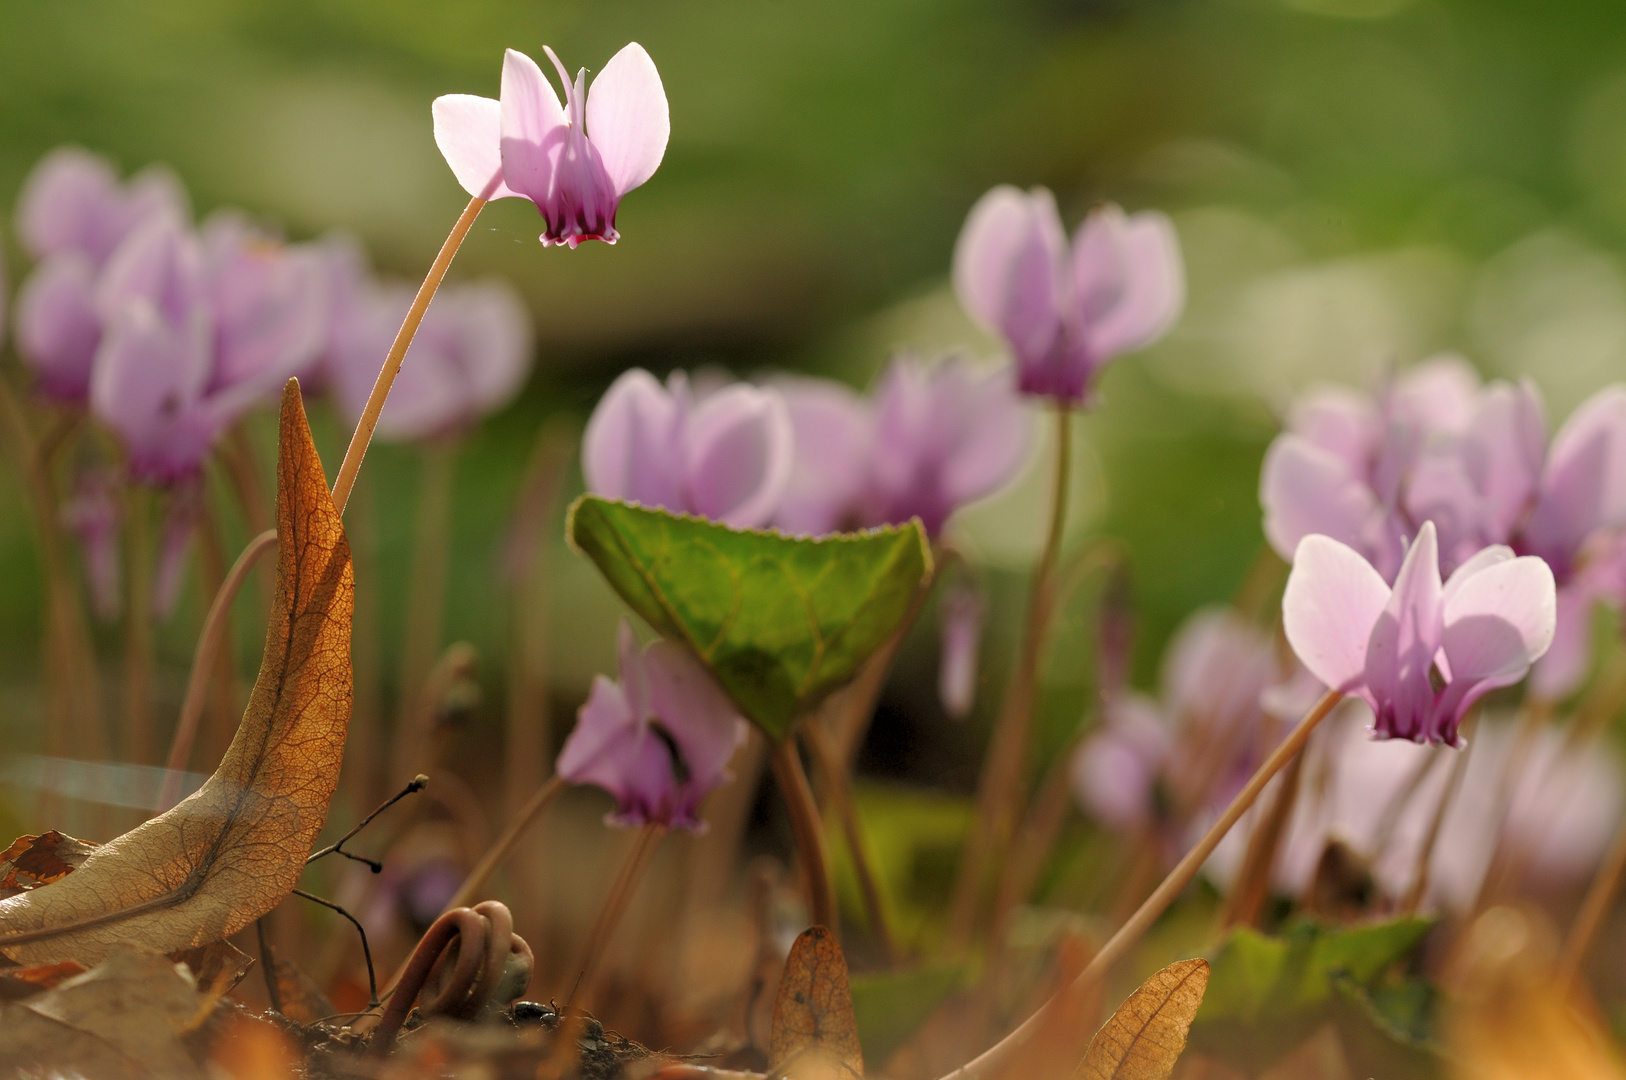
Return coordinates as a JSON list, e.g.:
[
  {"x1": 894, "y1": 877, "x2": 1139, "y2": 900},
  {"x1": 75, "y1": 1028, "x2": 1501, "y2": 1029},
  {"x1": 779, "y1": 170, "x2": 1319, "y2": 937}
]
[
  {"x1": 573, "y1": 823, "x2": 665, "y2": 1008},
  {"x1": 122, "y1": 485, "x2": 155, "y2": 767},
  {"x1": 1558, "y1": 804, "x2": 1626, "y2": 989},
  {"x1": 0, "y1": 382, "x2": 106, "y2": 823},
  {"x1": 936, "y1": 689, "x2": 1344, "y2": 1080},
  {"x1": 1217, "y1": 746, "x2": 1306, "y2": 930},
  {"x1": 949, "y1": 403, "x2": 1071, "y2": 945},
  {"x1": 330, "y1": 196, "x2": 486, "y2": 516},
  {"x1": 1401, "y1": 729, "x2": 1476, "y2": 916},
  {"x1": 442, "y1": 775, "x2": 567, "y2": 914},
  {"x1": 156, "y1": 527, "x2": 277, "y2": 812},
  {"x1": 395, "y1": 439, "x2": 458, "y2": 759},
  {"x1": 773, "y1": 736, "x2": 836, "y2": 931}
]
